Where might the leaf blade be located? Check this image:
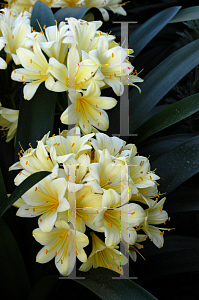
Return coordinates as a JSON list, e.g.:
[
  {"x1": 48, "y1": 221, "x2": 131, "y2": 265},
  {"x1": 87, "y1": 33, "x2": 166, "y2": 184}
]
[
  {"x1": 135, "y1": 93, "x2": 199, "y2": 143},
  {"x1": 169, "y1": 6, "x2": 199, "y2": 23},
  {"x1": 0, "y1": 171, "x2": 51, "y2": 217},
  {"x1": 129, "y1": 39, "x2": 199, "y2": 132}
]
